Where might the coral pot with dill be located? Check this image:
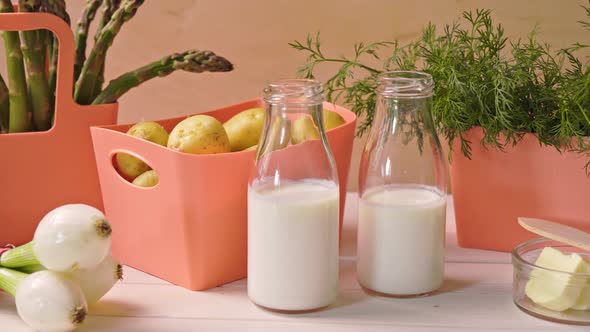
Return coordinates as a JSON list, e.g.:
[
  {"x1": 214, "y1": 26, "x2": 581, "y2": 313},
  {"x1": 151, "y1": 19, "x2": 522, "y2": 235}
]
[
  {"x1": 0, "y1": 0, "x2": 233, "y2": 133},
  {"x1": 290, "y1": 6, "x2": 590, "y2": 172}
]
